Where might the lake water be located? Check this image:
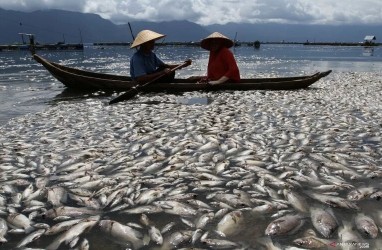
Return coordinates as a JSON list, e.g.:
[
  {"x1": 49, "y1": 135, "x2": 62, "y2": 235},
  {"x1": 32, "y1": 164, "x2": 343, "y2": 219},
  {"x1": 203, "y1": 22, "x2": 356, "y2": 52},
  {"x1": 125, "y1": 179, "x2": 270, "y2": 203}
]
[
  {"x1": 0, "y1": 44, "x2": 382, "y2": 125},
  {"x1": 1, "y1": 44, "x2": 382, "y2": 249}
]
